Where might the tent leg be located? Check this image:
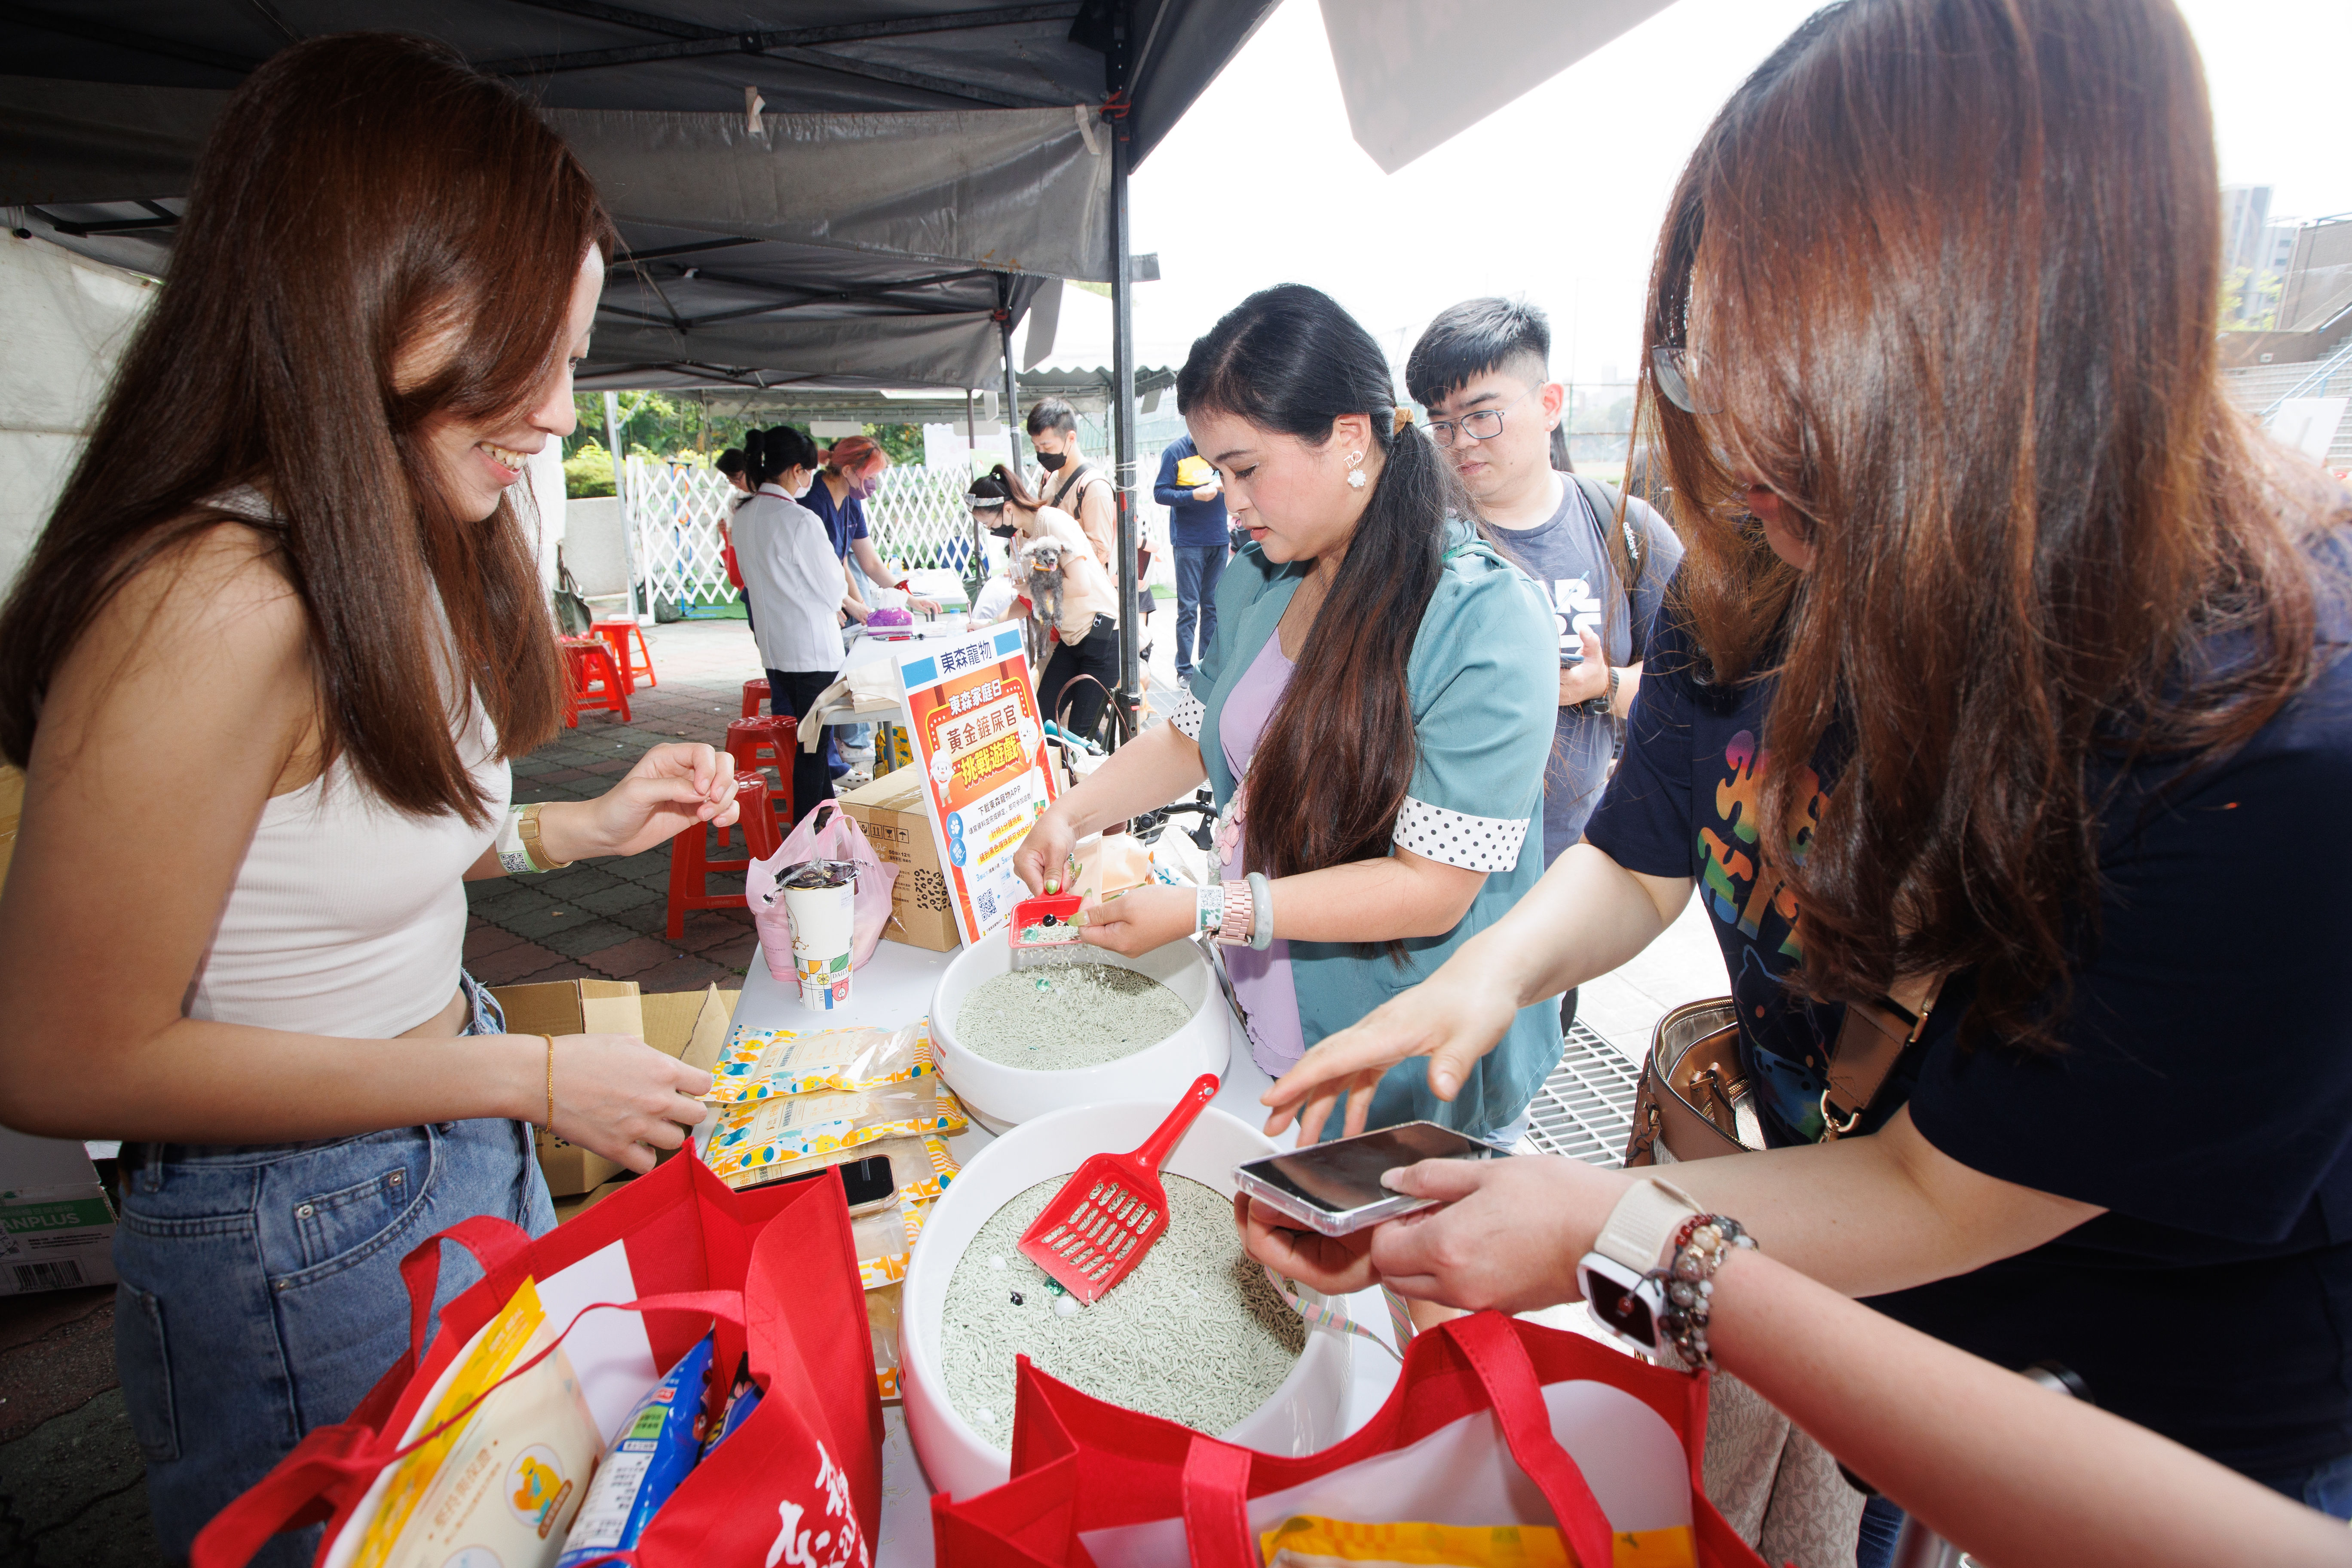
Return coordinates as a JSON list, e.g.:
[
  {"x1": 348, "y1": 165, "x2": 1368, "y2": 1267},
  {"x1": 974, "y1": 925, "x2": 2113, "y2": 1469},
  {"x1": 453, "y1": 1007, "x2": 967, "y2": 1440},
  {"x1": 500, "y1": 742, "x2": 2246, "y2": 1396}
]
[
  {"x1": 1109, "y1": 74, "x2": 1141, "y2": 737},
  {"x1": 999, "y1": 296, "x2": 1026, "y2": 481}
]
